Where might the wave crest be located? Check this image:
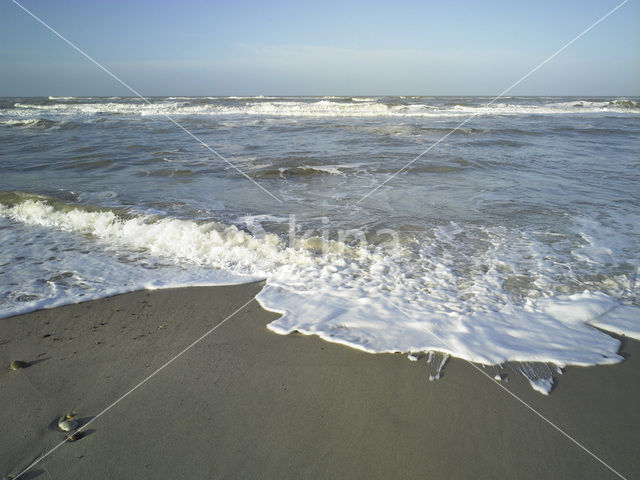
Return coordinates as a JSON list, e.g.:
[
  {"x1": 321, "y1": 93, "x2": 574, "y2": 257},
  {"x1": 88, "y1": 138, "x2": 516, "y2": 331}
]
[{"x1": 7, "y1": 97, "x2": 639, "y2": 119}]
